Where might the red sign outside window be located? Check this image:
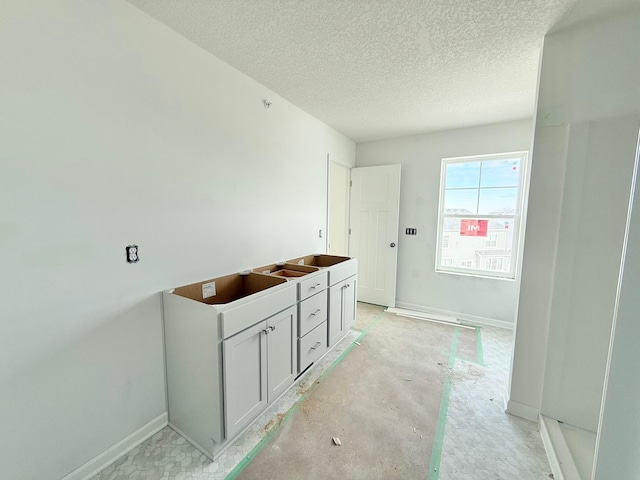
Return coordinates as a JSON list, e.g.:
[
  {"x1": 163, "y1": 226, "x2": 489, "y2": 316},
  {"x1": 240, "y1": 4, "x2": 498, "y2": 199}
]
[{"x1": 460, "y1": 219, "x2": 488, "y2": 237}]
